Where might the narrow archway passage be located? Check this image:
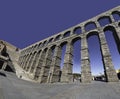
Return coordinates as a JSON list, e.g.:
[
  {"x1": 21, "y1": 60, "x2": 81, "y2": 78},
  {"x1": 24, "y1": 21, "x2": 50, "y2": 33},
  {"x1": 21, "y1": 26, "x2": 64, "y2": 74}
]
[
  {"x1": 72, "y1": 39, "x2": 81, "y2": 82},
  {"x1": 73, "y1": 40, "x2": 81, "y2": 73},
  {"x1": 104, "y1": 30, "x2": 120, "y2": 79},
  {"x1": 87, "y1": 35, "x2": 105, "y2": 82},
  {"x1": 60, "y1": 44, "x2": 66, "y2": 70}
]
